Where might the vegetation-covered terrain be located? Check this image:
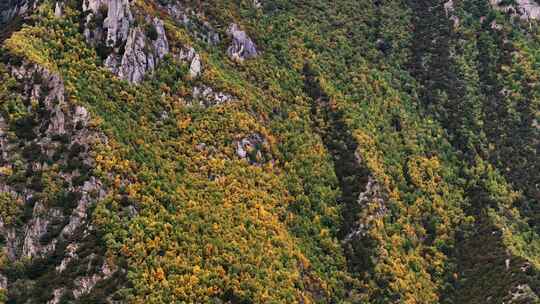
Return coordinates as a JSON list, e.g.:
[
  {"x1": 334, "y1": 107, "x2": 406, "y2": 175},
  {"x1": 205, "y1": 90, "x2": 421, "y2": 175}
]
[{"x1": 0, "y1": 0, "x2": 538, "y2": 303}]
